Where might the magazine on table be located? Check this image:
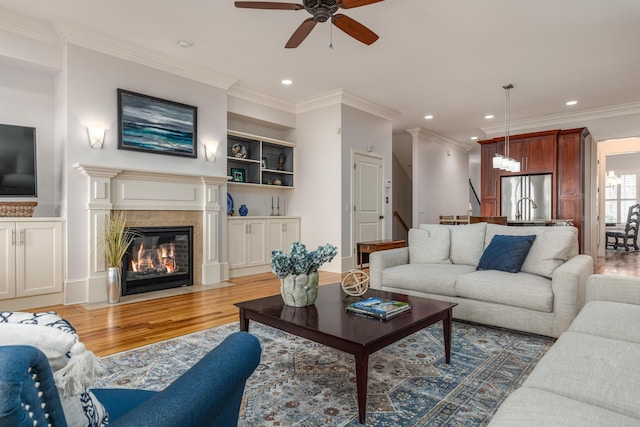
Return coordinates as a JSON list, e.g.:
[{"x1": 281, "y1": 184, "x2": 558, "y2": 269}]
[{"x1": 346, "y1": 297, "x2": 411, "y2": 320}]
